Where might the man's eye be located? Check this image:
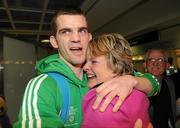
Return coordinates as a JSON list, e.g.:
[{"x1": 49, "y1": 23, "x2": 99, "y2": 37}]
[
  {"x1": 158, "y1": 58, "x2": 164, "y2": 62},
  {"x1": 148, "y1": 58, "x2": 165, "y2": 63},
  {"x1": 79, "y1": 29, "x2": 88, "y2": 34},
  {"x1": 149, "y1": 58, "x2": 156, "y2": 62},
  {"x1": 61, "y1": 30, "x2": 70, "y2": 35}
]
